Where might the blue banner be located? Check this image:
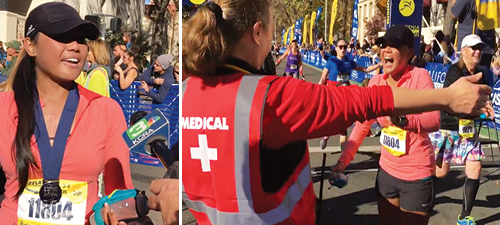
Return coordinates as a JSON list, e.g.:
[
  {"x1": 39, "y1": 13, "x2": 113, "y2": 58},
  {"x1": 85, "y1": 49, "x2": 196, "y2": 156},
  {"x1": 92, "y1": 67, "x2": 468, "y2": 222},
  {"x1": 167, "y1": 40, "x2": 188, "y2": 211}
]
[
  {"x1": 296, "y1": 18, "x2": 304, "y2": 45},
  {"x1": 315, "y1": 7, "x2": 323, "y2": 40},
  {"x1": 490, "y1": 80, "x2": 500, "y2": 130},
  {"x1": 387, "y1": 0, "x2": 424, "y2": 56},
  {"x1": 351, "y1": 0, "x2": 359, "y2": 47},
  {"x1": 281, "y1": 28, "x2": 285, "y2": 44},
  {"x1": 424, "y1": 63, "x2": 449, "y2": 89},
  {"x1": 294, "y1": 19, "x2": 300, "y2": 42}
]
